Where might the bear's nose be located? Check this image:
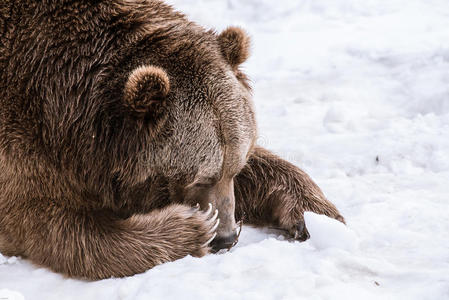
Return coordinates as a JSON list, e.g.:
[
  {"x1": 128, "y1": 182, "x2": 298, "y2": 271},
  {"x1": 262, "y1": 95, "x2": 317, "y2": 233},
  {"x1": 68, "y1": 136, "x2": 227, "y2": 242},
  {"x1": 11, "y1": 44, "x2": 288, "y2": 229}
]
[{"x1": 210, "y1": 232, "x2": 238, "y2": 253}]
